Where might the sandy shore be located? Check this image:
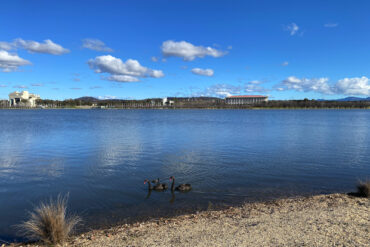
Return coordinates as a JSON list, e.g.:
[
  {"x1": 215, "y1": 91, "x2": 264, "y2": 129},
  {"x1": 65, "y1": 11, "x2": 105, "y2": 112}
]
[{"x1": 7, "y1": 193, "x2": 370, "y2": 247}]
